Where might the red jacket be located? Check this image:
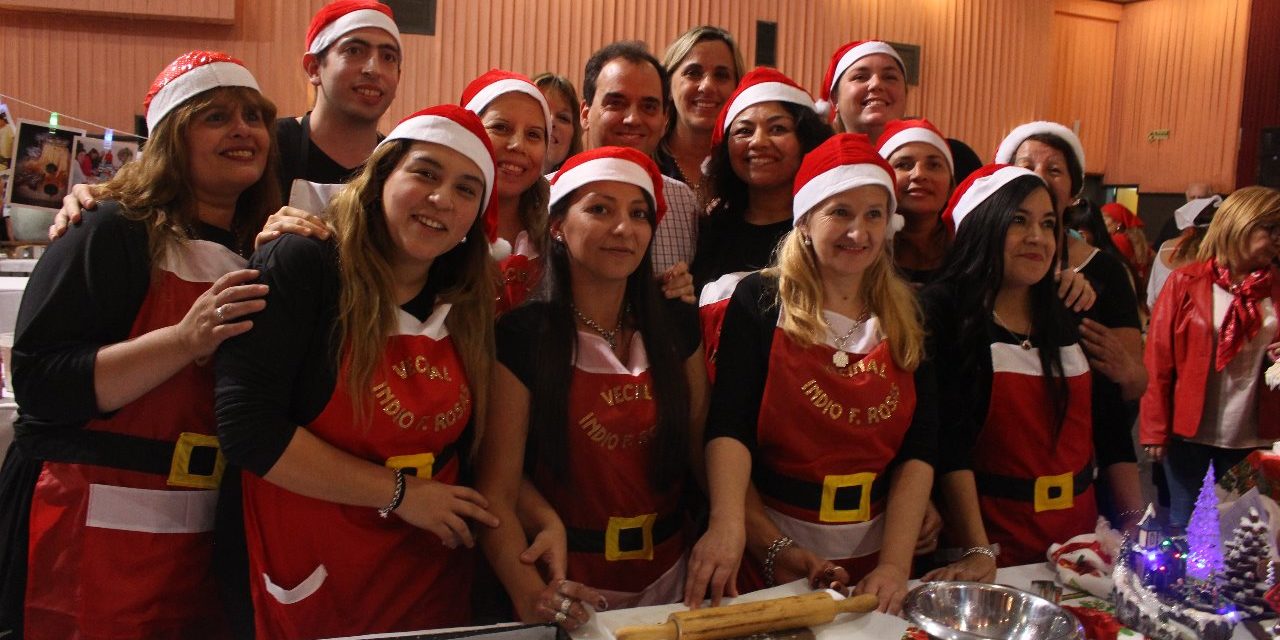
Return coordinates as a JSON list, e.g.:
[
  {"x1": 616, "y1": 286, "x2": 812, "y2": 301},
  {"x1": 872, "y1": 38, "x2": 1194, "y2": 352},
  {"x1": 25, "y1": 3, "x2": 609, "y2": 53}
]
[{"x1": 1140, "y1": 260, "x2": 1280, "y2": 446}]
